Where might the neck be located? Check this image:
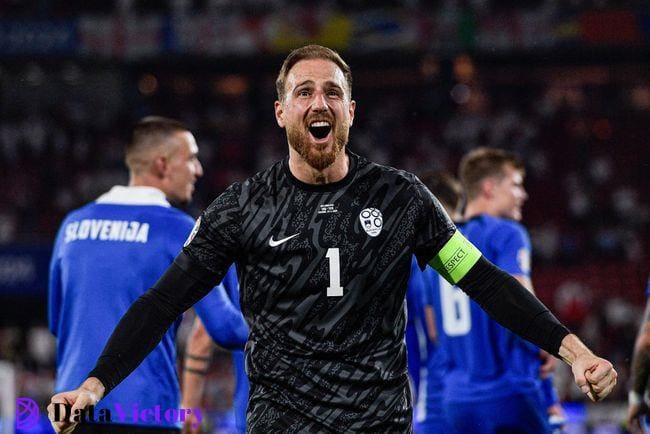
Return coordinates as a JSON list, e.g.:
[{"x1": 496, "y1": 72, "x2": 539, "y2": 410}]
[
  {"x1": 129, "y1": 173, "x2": 164, "y2": 191},
  {"x1": 288, "y1": 148, "x2": 349, "y2": 185},
  {"x1": 463, "y1": 198, "x2": 492, "y2": 220}
]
